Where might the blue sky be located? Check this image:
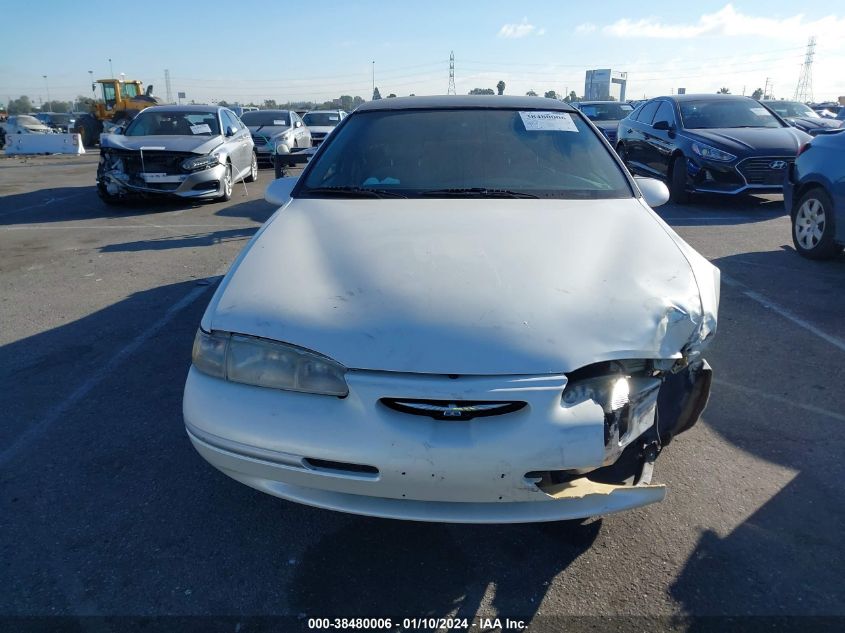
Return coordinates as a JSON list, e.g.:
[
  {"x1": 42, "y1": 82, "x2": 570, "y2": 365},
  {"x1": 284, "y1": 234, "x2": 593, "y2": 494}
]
[{"x1": 3, "y1": 1, "x2": 844, "y2": 107}]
